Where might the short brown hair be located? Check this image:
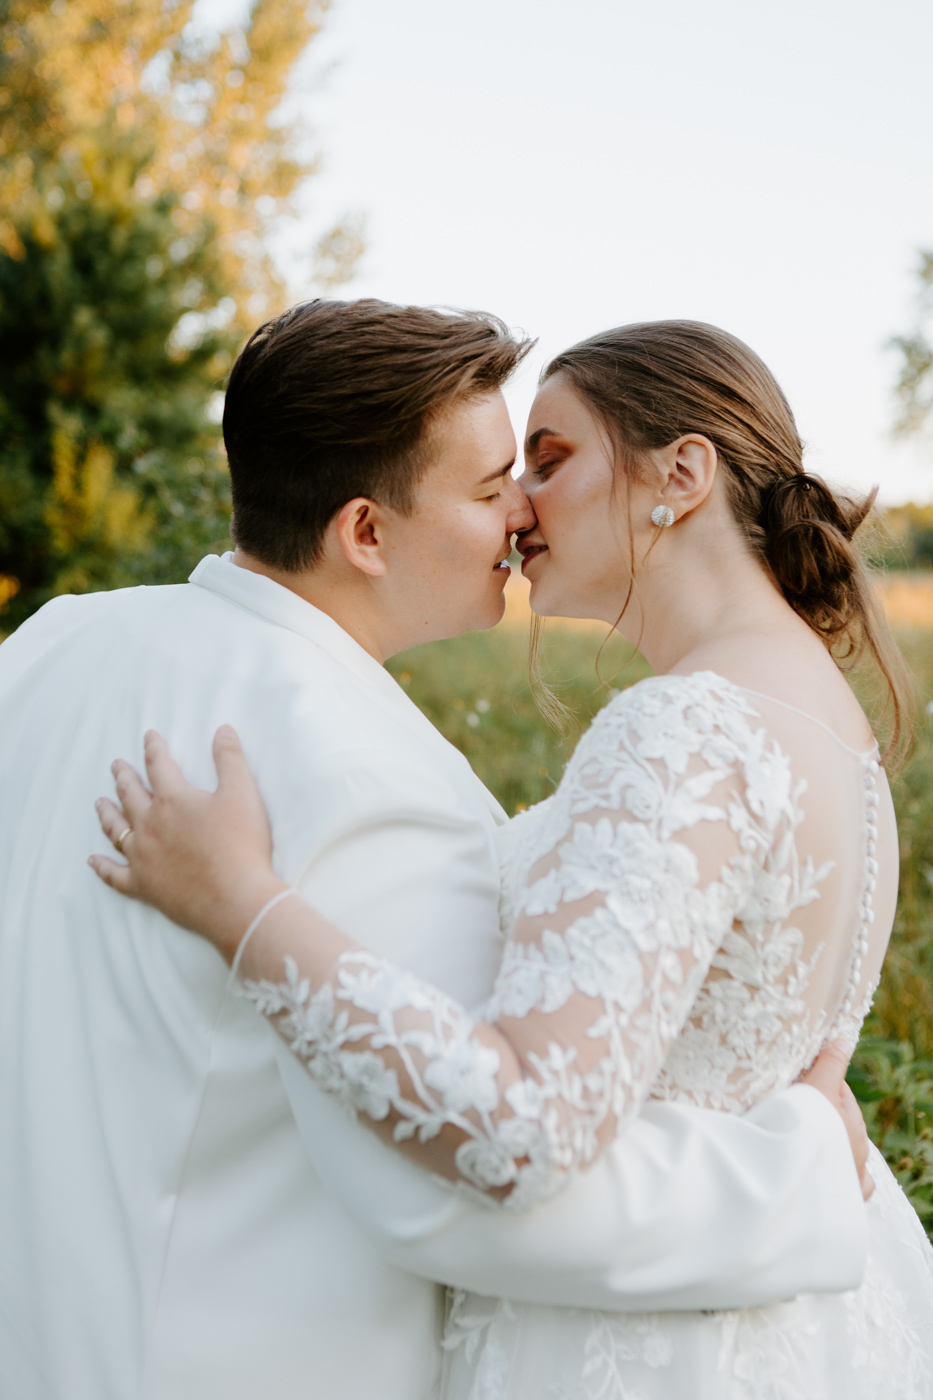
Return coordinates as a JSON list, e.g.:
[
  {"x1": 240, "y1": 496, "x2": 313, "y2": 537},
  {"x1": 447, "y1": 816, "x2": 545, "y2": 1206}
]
[
  {"x1": 223, "y1": 298, "x2": 531, "y2": 570},
  {"x1": 542, "y1": 320, "x2": 911, "y2": 765}
]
